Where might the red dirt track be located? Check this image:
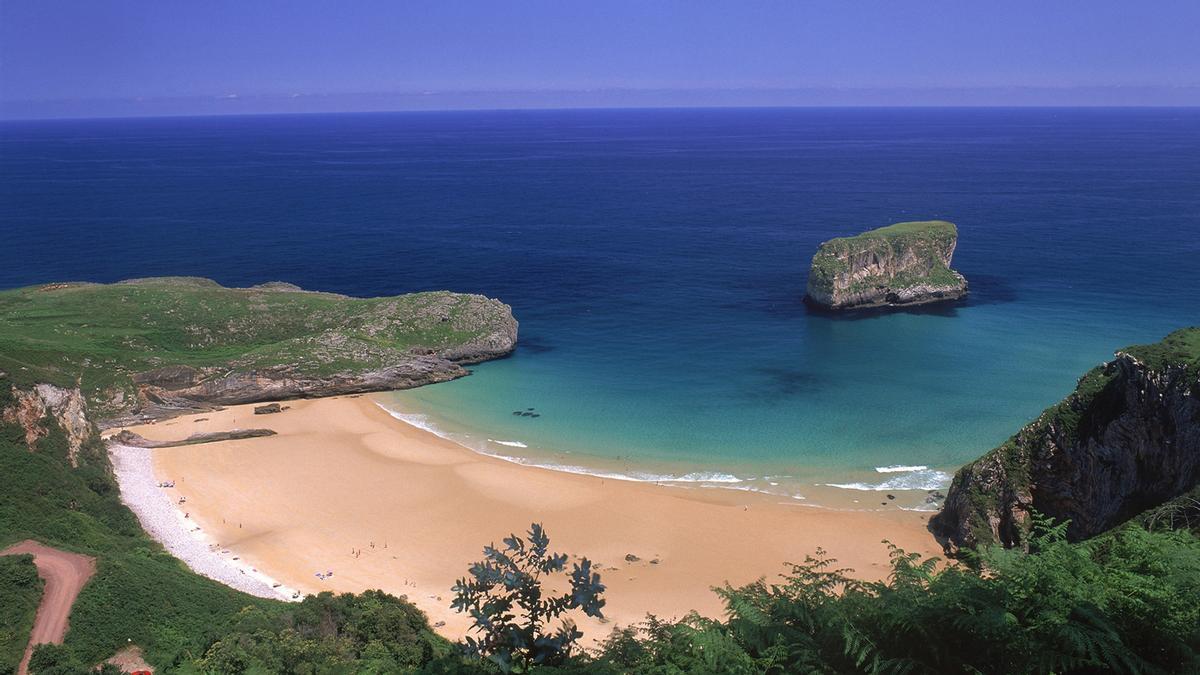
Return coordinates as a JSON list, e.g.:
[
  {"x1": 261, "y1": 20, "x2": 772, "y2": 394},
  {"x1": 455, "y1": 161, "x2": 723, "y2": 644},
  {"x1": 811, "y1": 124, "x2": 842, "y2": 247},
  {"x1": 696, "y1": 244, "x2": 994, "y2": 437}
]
[{"x1": 0, "y1": 540, "x2": 96, "y2": 675}]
